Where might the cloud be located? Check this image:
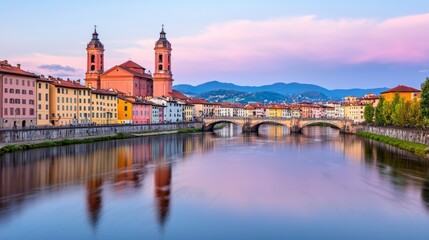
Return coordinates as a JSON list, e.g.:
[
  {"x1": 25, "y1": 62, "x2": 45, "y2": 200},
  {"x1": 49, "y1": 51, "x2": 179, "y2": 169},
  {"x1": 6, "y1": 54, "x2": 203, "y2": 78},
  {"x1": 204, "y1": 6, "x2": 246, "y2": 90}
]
[
  {"x1": 122, "y1": 13, "x2": 429, "y2": 75},
  {"x1": 38, "y1": 64, "x2": 77, "y2": 72}
]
